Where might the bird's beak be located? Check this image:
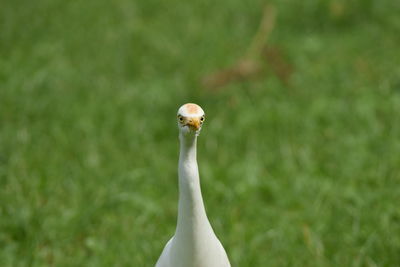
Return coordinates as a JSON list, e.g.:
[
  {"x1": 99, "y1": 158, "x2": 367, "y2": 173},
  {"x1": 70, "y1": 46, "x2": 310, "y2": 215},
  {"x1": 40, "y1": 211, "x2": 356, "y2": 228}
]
[{"x1": 186, "y1": 117, "x2": 201, "y2": 131}]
